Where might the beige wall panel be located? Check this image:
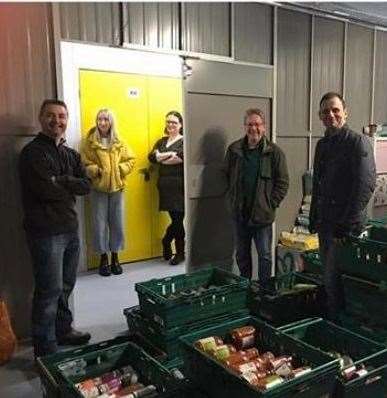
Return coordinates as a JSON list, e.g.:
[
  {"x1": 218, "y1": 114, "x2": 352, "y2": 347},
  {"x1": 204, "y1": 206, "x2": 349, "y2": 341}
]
[
  {"x1": 277, "y1": 9, "x2": 311, "y2": 137},
  {"x1": 345, "y1": 24, "x2": 373, "y2": 133},
  {"x1": 275, "y1": 137, "x2": 309, "y2": 237},
  {"x1": 234, "y1": 3, "x2": 273, "y2": 64},
  {"x1": 375, "y1": 30, "x2": 387, "y2": 124},
  {"x1": 312, "y1": 17, "x2": 345, "y2": 136}
]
